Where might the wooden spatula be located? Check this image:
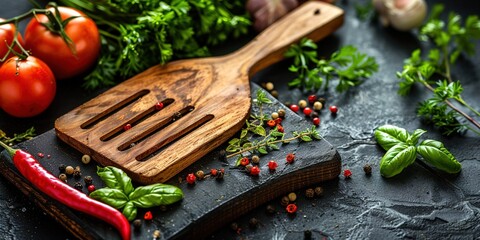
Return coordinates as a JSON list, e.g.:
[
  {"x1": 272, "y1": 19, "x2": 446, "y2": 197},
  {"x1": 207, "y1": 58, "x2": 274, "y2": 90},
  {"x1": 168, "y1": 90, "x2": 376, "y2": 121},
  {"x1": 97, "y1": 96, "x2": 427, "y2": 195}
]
[{"x1": 55, "y1": 1, "x2": 344, "y2": 184}]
